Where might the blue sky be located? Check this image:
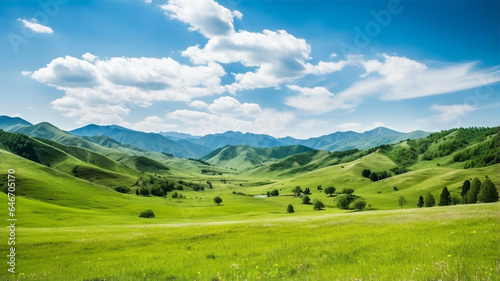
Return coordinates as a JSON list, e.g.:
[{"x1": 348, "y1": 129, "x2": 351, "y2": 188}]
[{"x1": 0, "y1": 0, "x2": 499, "y2": 138}]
